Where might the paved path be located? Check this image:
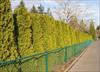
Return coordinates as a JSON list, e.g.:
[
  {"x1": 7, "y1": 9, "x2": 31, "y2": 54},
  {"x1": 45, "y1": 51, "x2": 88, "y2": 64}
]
[{"x1": 68, "y1": 40, "x2": 100, "y2": 72}]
